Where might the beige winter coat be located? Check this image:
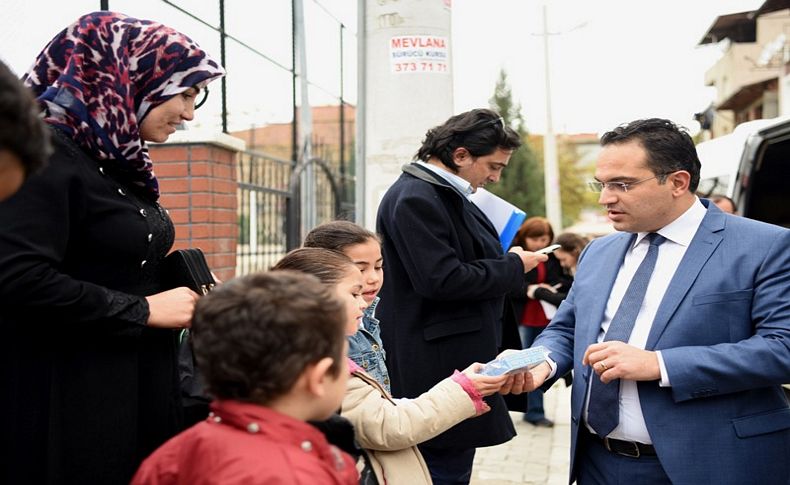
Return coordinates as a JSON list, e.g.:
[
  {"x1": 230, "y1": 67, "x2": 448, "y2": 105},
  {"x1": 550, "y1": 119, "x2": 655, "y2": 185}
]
[{"x1": 341, "y1": 367, "x2": 481, "y2": 484}]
